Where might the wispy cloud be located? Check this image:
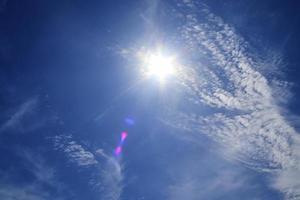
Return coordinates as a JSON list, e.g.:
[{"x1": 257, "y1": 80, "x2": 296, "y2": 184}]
[
  {"x1": 0, "y1": 150, "x2": 67, "y2": 200},
  {"x1": 0, "y1": 184, "x2": 51, "y2": 200},
  {"x1": 94, "y1": 149, "x2": 123, "y2": 200},
  {"x1": 53, "y1": 135, "x2": 123, "y2": 199},
  {"x1": 53, "y1": 135, "x2": 98, "y2": 166},
  {"x1": 0, "y1": 96, "x2": 39, "y2": 133},
  {"x1": 168, "y1": 169, "x2": 248, "y2": 200},
  {"x1": 163, "y1": 1, "x2": 300, "y2": 199}
]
